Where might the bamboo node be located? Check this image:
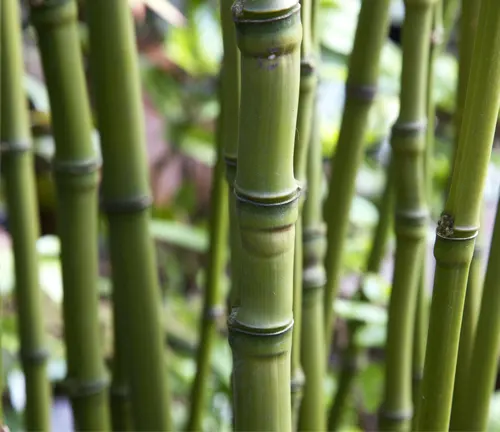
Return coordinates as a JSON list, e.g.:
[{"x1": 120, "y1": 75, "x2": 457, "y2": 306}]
[
  {"x1": 52, "y1": 156, "x2": 101, "y2": 176},
  {"x1": 19, "y1": 347, "x2": 50, "y2": 365},
  {"x1": 29, "y1": 0, "x2": 76, "y2": 28},
  {"x1": 437, "y1": 213, "x2": 454, "y2": 237},
  {"x1": 100, "y1": 194, "x2": 153, "y2": 214},
  {"x1": 0, "y1": 140, "x2": 31, "y2": 153},
  {"x1": 65, "y1": 376, "x2": 110, "y2": 398},
  {"x1": 345, "y1": 83, "x2": 377, "y2": 102},
  {"x1": 392, "y1": 119, "x2": 427, "y2": 137},
  {"x1": 379, "y1": 408, "x2": 413, "y2": 421}
]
